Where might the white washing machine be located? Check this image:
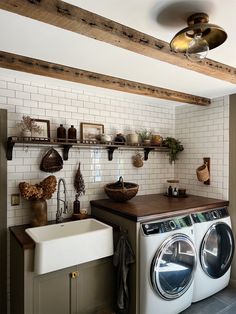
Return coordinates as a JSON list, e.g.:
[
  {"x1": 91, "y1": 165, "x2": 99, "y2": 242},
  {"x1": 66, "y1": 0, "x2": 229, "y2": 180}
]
[
  {"x1": 140, "y1": 215, "x2": 197, "y2": 314},
  {"x1": 191, "y1": 207, "x2": 235, "y2": 303}
]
